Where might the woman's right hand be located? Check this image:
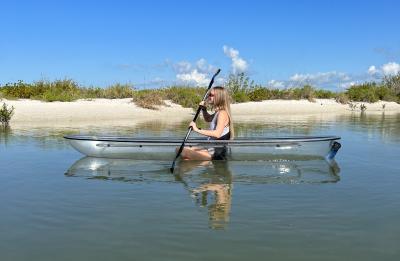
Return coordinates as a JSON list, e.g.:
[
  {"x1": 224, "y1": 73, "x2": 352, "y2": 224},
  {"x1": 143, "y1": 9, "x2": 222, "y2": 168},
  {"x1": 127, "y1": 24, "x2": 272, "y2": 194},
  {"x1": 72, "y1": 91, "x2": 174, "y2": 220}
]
[{"x1": 199, "y1": 101, "x2": 207, "y2": 111}]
